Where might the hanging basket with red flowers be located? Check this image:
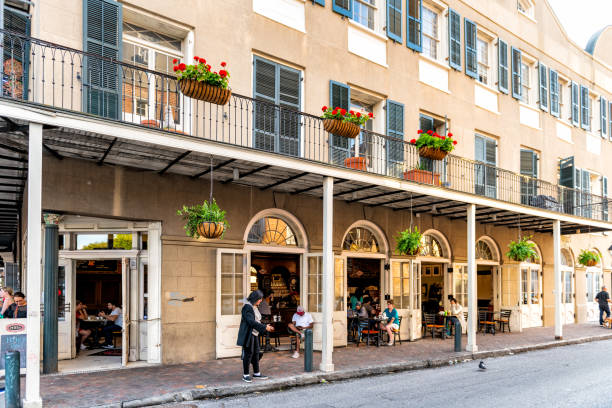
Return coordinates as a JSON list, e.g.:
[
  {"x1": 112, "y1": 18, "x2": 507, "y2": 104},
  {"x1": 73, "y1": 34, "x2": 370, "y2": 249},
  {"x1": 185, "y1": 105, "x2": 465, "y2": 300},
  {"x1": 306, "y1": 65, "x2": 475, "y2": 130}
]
[
  {"x1": 174, "y1": 57, "x2": 231, "y2": 105},
  {"x1": 410, "y1": 129, "x2": 457, "y2": 161},
  {"x1": 321, "y1": 106, "x2": 374, "y2": 138}
]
